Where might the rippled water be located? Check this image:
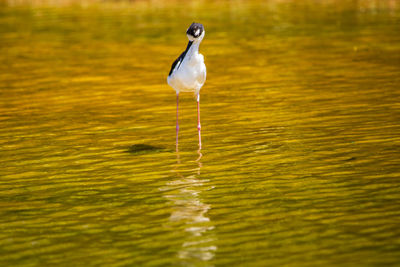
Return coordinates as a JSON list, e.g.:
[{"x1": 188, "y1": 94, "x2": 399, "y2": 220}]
[{"x1": 1, "y1": 0, "x2": 400, "y2": 266}]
